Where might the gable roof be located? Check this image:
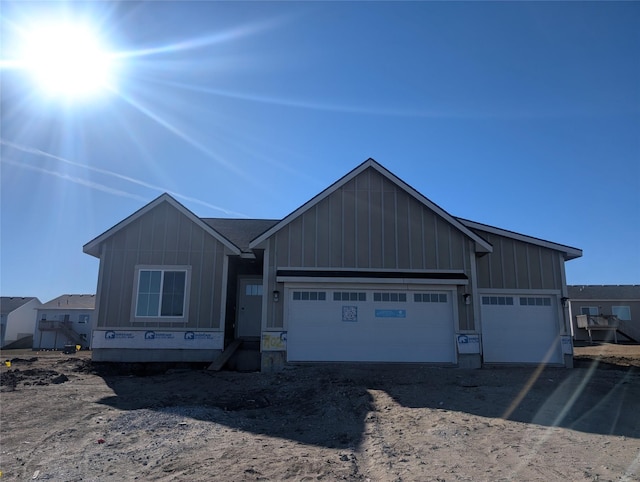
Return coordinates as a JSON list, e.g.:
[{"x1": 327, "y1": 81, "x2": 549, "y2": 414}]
[
  {"x1": 458, "y1": 218, "x2": 583, "y2": 260},
  {"x1": 39, "y1": 294, "x2": 96, "y2": 310},
  {"x1": 249, "y1": 158, "x2": 494, "y2": 253},
  {"x1": 83, "y1": 193, "x2": 241, "y2": 257},
  {"x1": 568, "y1": 285, "x2": 640, "y2": 300},
  {"x1": 203, "y1": 219, "x2": 279, "y2": 253},
  {"x1": 0, "y1": 297, "x2": 39, "y2": 316}
]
